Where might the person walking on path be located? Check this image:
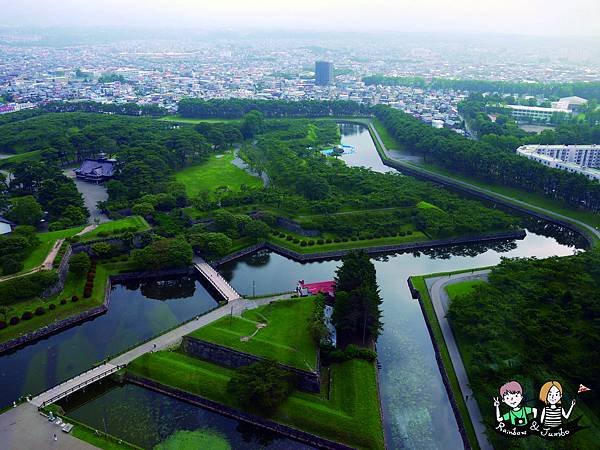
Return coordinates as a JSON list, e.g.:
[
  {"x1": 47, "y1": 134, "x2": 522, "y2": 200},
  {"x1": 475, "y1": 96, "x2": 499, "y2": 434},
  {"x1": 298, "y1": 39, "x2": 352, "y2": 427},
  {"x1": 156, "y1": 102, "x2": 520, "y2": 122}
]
[{"x1": 53, "y1": 433, "x2": 57, "y2": 442}]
